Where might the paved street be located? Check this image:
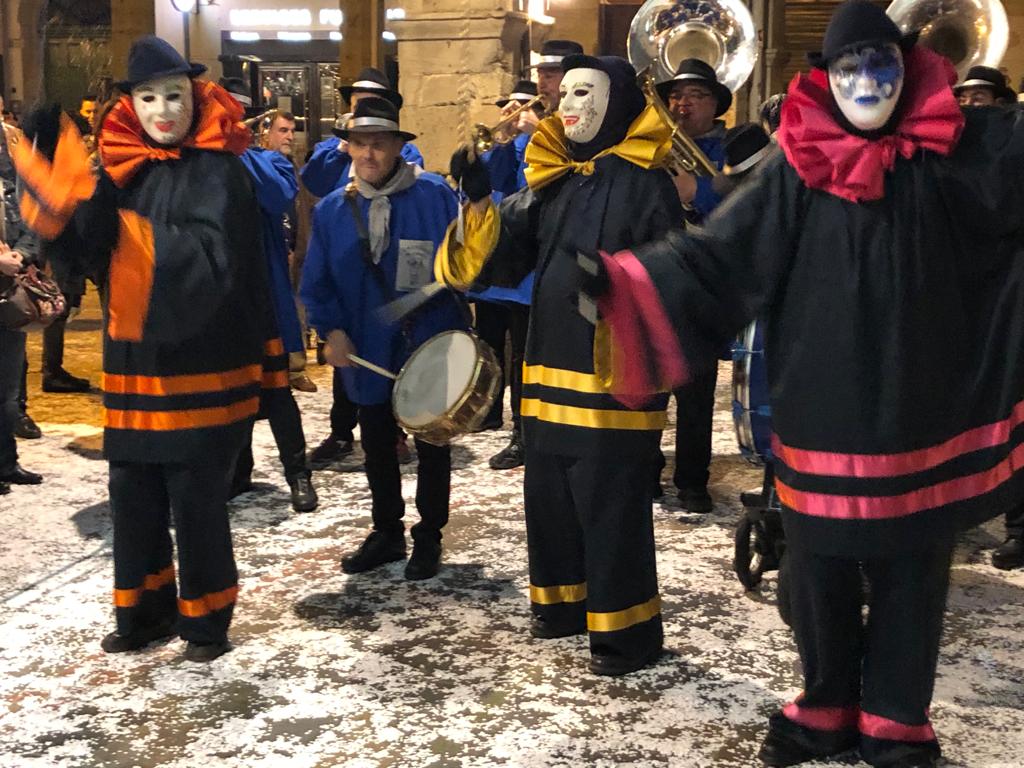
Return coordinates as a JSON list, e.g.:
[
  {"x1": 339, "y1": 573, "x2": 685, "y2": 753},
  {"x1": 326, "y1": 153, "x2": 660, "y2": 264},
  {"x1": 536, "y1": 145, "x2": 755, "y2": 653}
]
[{"x1": 2, "y1": 292, "x2": 1023, "y2": 768}]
